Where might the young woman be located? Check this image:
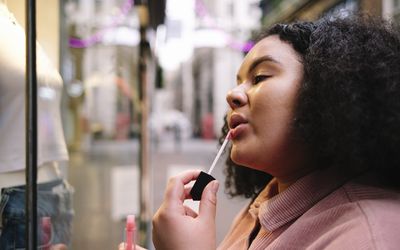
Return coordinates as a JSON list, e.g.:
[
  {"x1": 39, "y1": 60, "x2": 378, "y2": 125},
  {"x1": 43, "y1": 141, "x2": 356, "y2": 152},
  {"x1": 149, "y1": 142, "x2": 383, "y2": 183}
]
[{"x1": 147, "y1": 14, "x2": 400, "y2": 249}]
